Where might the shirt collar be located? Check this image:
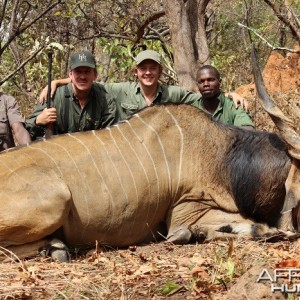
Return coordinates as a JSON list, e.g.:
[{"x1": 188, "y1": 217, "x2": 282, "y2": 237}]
[
  {"x1": 136, "y1": 82, "x2": 163, "y2": 100},
  {"x1": 70, "y1": 84, "x2": 95, "y2": 103},
  {"x1": 209, "y1": 93, "x2": 225, "y2": 116},
  {"x1": 199, "y1": 91, "x2": 225, "y2": 116}
]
